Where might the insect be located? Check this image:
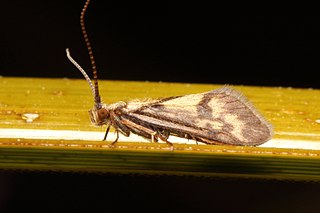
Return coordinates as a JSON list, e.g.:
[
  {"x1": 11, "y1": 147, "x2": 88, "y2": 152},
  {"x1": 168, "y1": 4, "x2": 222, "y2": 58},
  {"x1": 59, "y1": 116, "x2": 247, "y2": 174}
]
[{"x1": 66, "y1": 0, "x2": 273, "y2": 147}]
